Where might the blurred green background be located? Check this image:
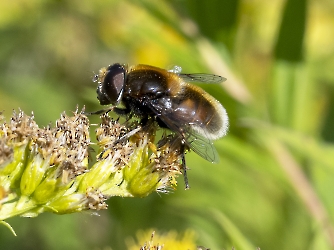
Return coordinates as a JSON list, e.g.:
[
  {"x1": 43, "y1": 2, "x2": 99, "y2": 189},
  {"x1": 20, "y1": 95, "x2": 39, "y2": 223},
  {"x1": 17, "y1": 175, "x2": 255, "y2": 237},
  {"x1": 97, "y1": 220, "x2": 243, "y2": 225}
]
[{"x1": 1, "y1": 0, "x2": 334, "y2": 249}]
